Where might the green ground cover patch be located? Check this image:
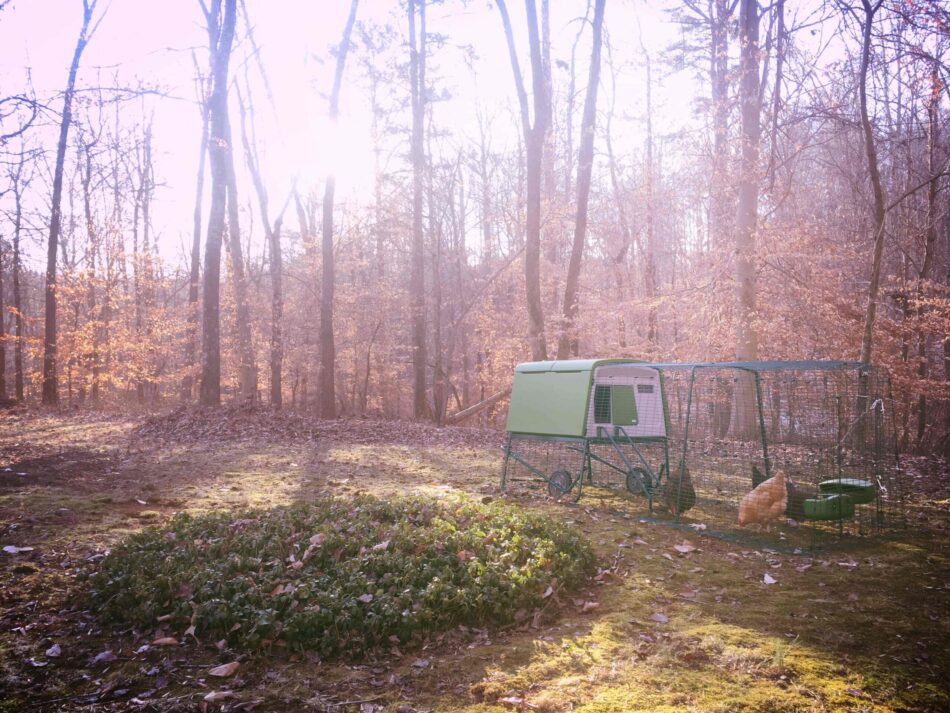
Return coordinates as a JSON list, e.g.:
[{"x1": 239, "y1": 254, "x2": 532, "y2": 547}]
[{"x1": 88, "y1": 494, "x2": 596, "y2": 659}]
